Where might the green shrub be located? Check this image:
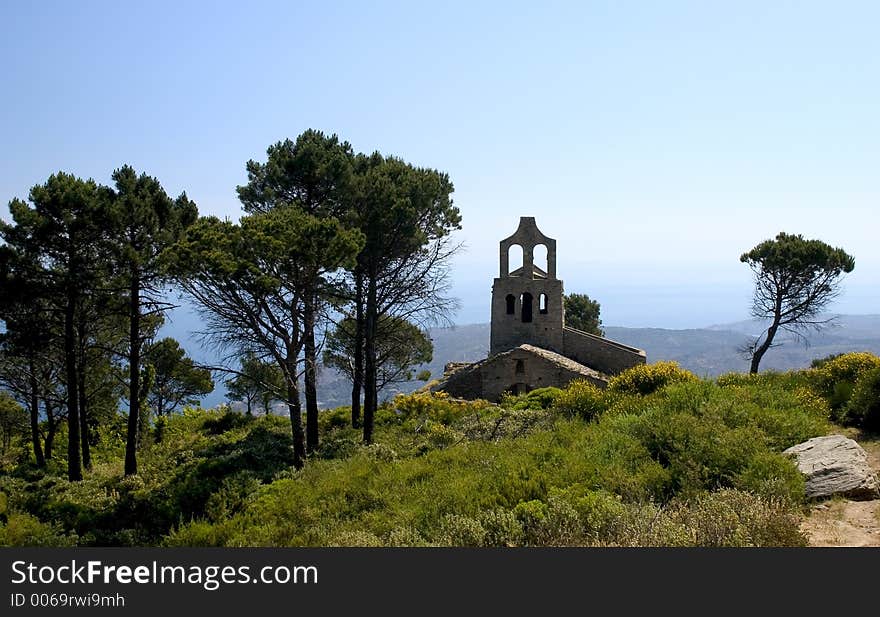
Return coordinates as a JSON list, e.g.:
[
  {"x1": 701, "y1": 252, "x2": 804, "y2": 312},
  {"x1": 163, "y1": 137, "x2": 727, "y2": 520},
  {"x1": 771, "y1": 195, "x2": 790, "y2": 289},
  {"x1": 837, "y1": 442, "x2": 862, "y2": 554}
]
[
  {"x1": 631, "y1": 407, "x2": 764, "y2": 498},
  {"x1": 844, "y1": 367, "x2": 880, "y2": 431},
  {"x1": 811, "y1": 352, "x2": 844, "y2": 369},
  {"x1": 660, "y1": 380, "x2": 828, "y2": 451},
  {"x1": 513, "y1": 499, "x2": 548, "y2": 533},
  {"x1": 0, "y1": 512, "x2": 76, "y2": 547},
  {"x1": 506, "y1": 387, "x2": 564, "y2": 411},
  {"x1": 479, "y1": 508, "x2": 523, "y2": 546},
  {"x1": 733, "y1": 452, "x2": 805, "y2": 503},
  {"x1": 436, "y1": 514, "x2": 487, "y2": 546},
  {"x1": 554, "y1": 380, "x2": 607, "y2": 420},
  {"x1": 386, "y1": 526, "x2": 429, "y2": 547},
  {"x1": 457, "y1": 408, "x2": 553, "y2": 441},
  {"x1": 204, "y1": 473, "x2": 261, "y2": 521},
  {"x1": 0, "y1": 366, "x2": 831, "y2": 548},
  {"x1": 811, "y1": 352, "x2": 880, "y2": 415},
  {"x1": 657, "y1": 489, "x2": 807, "y2": 547},
  {"x1": 328, "y1": 530, "x2": 385, "y2": 547},
  {"x1": 364, "y1": 443, "x2": 398, "y2": 462},
  {"x1": 202, "y1": 410, "x2": 254, "y2": 435},
  {"x1": 318, "y1": 406, "x2": 352, "y2": 431},
  {"x1": 153, "y1": 416, "x2": 168, "y2": 444},
  {"x1": 608, "y1": 361, "x2": 698, "y2": 396},
  {"x1": 314, "y1": 431, "x2": 360, "y2": 460},
  {"x1": 393, "y1": 391, "x2": 492, "y2": 425},
  {"x1": 162, "y1": 520, "x2": 235, "y2": 547},
  {"x1": 716, "y1": 372, "x2": 758, "y2": 387}
]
